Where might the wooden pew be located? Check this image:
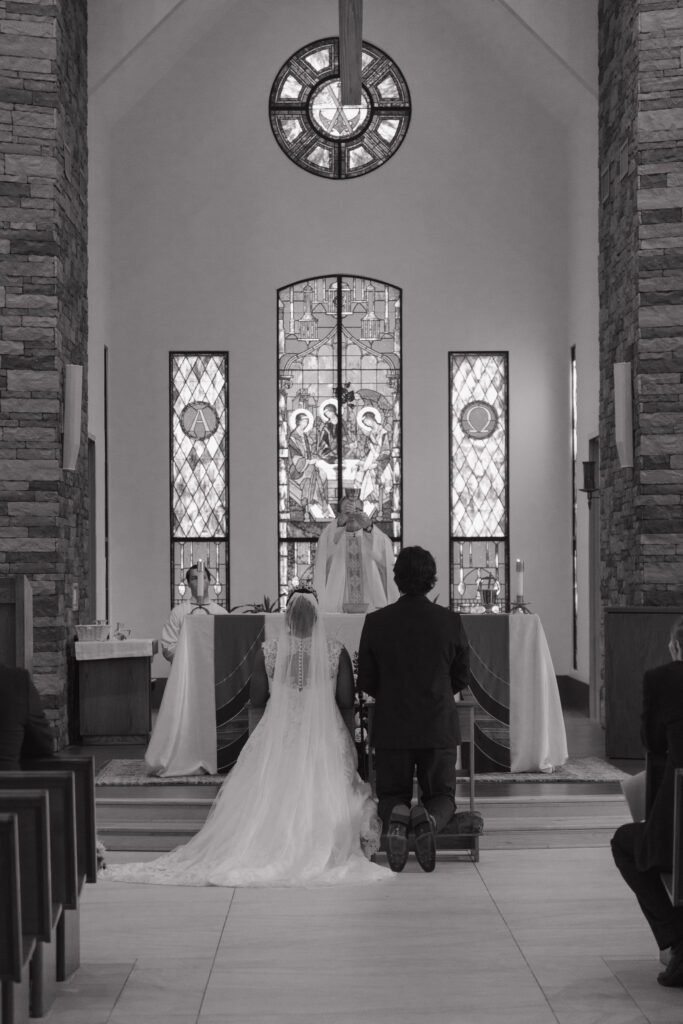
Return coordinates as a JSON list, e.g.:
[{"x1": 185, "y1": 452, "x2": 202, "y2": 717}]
[
  {"x1": 0, "y1": 794, "x2": 51, "y2": 1024},
  {"x1": 0, "y1": 772, "x2": 77, "y2": 1018},
  {"x1": 0, "y1": 813, "x2": 30, "y2": 1024},
  {"x1": 662, "y1": 767, "x2": 683, "y2": 906},
  {"x1": 21, "y1": 756, "x2": 97, "y2": 980}
]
